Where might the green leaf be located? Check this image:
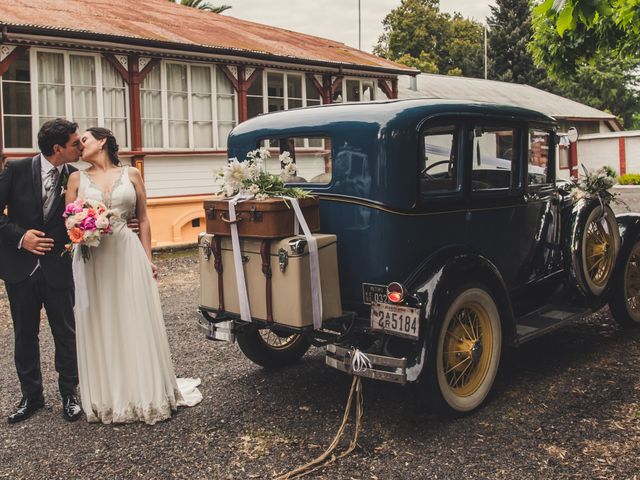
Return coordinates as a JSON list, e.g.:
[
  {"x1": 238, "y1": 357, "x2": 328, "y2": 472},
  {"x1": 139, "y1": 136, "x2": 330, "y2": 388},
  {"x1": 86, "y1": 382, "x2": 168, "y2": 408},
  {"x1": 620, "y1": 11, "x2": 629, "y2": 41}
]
[{"x1": 556, "y1": 3, "x2": 576, "y2": 36}]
